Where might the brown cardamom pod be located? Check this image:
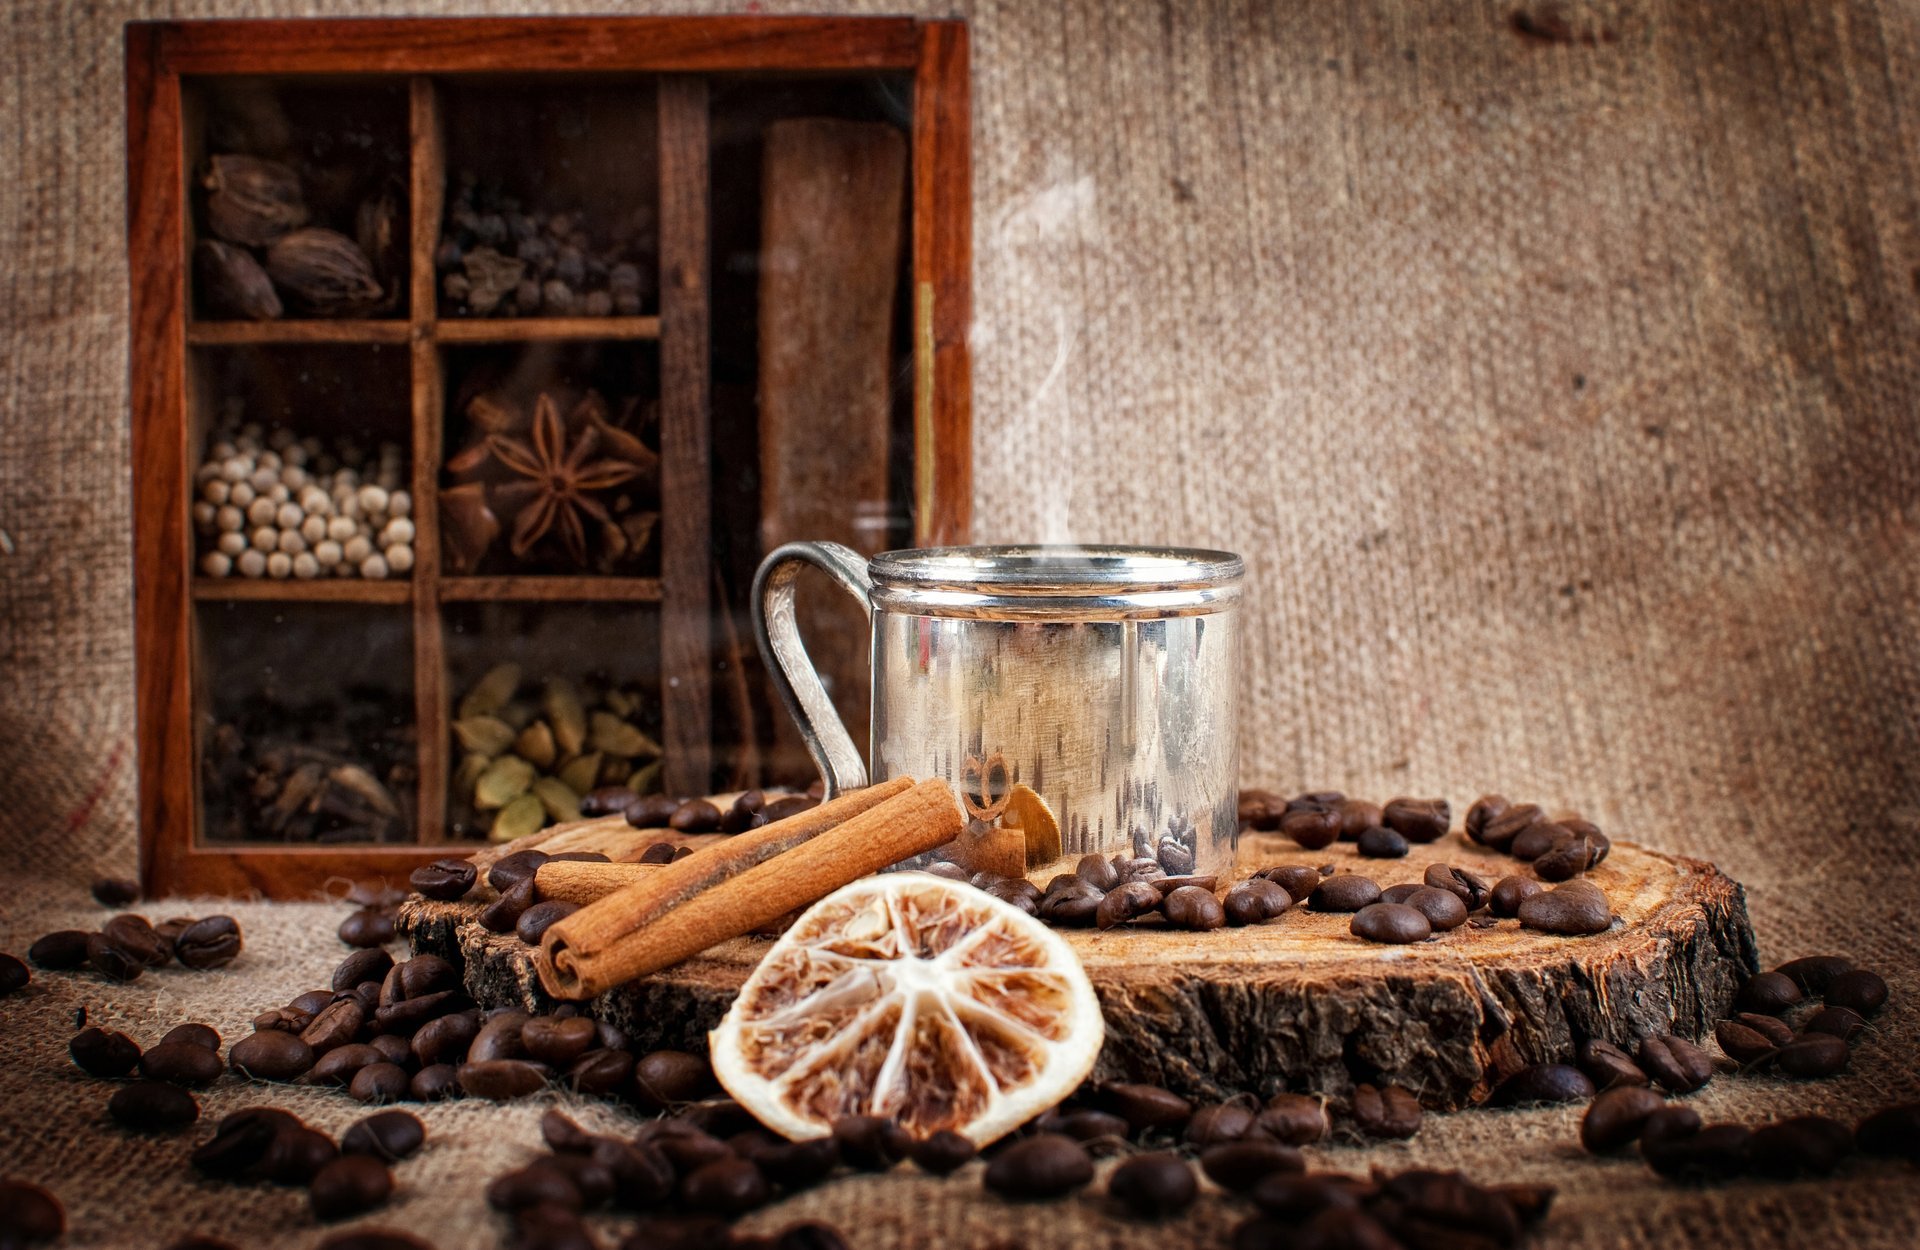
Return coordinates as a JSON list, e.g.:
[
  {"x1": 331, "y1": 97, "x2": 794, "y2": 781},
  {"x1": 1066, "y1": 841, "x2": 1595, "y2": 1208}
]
[
  {"x1": 203, "y1": 154, "x2": 308, "y2": 247},
  {"x1": 194, "y1": 239, "x2": 282, "y2": 320},
  {"x1": 265, "y1": 228, "x2": 384, "y2": 316}
]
